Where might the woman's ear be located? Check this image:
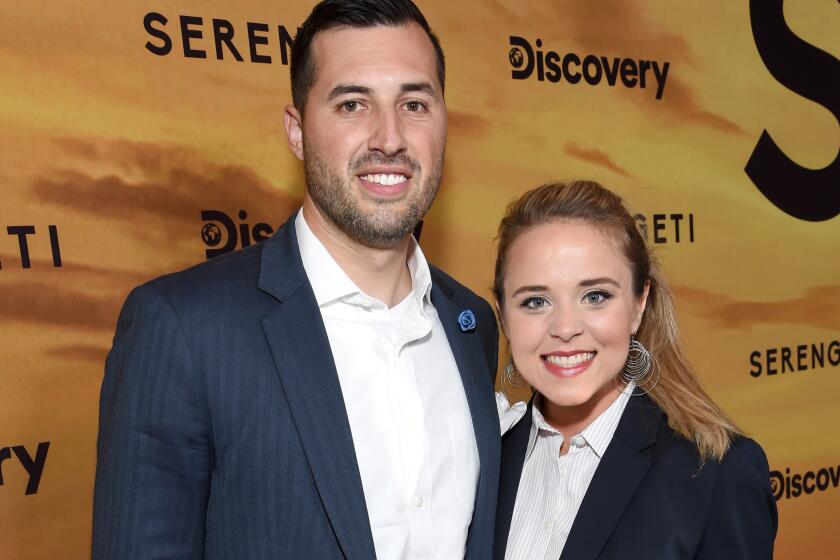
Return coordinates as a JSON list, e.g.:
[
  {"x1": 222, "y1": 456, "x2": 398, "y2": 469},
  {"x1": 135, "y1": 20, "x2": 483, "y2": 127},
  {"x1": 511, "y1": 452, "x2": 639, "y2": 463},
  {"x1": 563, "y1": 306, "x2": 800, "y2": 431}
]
[
  {"x1": 495, "y1": 300, "x2": 509, "y2": 339},
  {"x1": 632, "y1": 280, "x2": 651, "y2": 333}
]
